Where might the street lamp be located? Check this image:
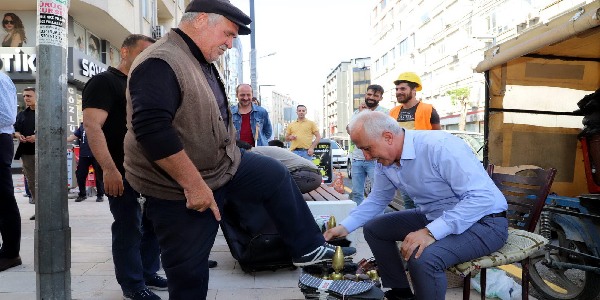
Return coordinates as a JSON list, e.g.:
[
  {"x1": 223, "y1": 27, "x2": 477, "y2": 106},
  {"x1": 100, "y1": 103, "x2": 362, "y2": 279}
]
[{"x1": 242, "y1": 52, "x2": 277, "y2": 63}]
